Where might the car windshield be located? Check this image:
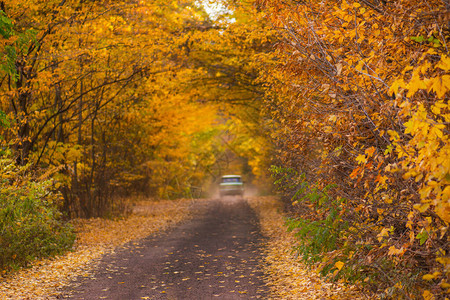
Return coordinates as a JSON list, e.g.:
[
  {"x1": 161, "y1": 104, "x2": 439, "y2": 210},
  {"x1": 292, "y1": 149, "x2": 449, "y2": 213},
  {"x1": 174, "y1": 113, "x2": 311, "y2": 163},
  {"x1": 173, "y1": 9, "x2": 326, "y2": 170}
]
[{"x1": 222, "y1": 177, "x2": 241, "y2": 183}]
